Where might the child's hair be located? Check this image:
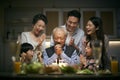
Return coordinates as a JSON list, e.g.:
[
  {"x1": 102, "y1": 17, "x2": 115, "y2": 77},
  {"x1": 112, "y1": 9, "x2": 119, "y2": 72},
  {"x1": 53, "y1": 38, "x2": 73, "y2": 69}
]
[
  {"x1": 86, "y1": 41, "x2": 92, "y2": 48},
  {"x1": 19, "y1": 43, "x2": 33, "y2": 57}
]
